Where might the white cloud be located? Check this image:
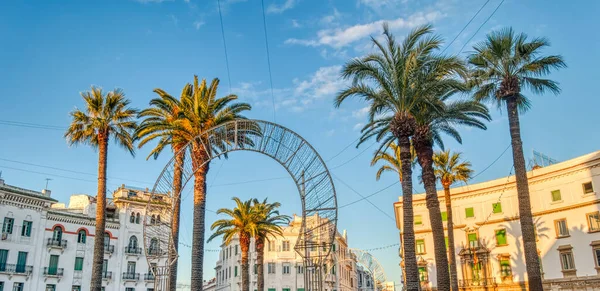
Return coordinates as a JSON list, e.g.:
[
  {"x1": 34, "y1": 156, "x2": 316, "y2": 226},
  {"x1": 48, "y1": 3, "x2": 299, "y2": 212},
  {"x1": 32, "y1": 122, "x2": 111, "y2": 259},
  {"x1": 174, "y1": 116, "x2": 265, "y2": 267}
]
[
  {"x1": 285, "y1": 11, "x2": 442, "y2": 48},
  {"x1": 134, "y1": 0, "x2": 173, "y2": 3},
  {"x1": 320, "y1": 8, "x2": 342, "y2": 25},
  {"x1": 184, "y1": 0, "x2": 190, "y2": 2},
  {"x1": 293, "y1": 65, "x2": 347, "y2": 99},
  {"x1": 291, "y1": 19, "x2": 301, "y2": 28},
  {"x1": 193, "y1": 21, "x2": 205, "y2": 30},
  {"x1": 267, "y1": 0, "x2": 297, "y2": 14},
  {"x1": 352, "y1": 106, "x2": 370, "y2": 119},
  {"x1": 353, "y1": 123, "x2": 364, "y2": 131},
  {"x1": 326, "y1": 129, "x2": 336, "y2": 137}
]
